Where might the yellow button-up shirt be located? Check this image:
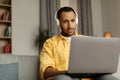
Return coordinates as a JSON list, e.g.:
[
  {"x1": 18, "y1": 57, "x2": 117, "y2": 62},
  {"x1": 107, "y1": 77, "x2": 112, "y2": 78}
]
[{"x1": 40, "y1": 34, "x2": 83, "y2": 80}]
